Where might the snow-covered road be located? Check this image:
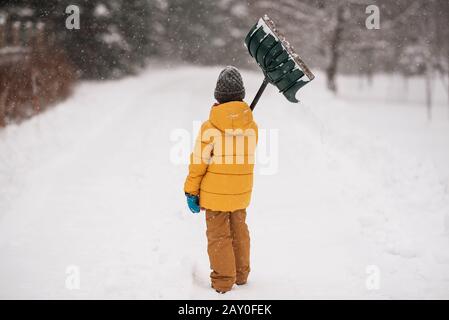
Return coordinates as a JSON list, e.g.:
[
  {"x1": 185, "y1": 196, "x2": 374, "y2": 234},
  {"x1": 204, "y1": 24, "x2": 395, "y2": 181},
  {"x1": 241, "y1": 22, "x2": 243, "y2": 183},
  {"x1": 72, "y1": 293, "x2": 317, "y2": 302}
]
[{"x1": 1, "y1": 66, "x2": 448, "y2": 299}]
